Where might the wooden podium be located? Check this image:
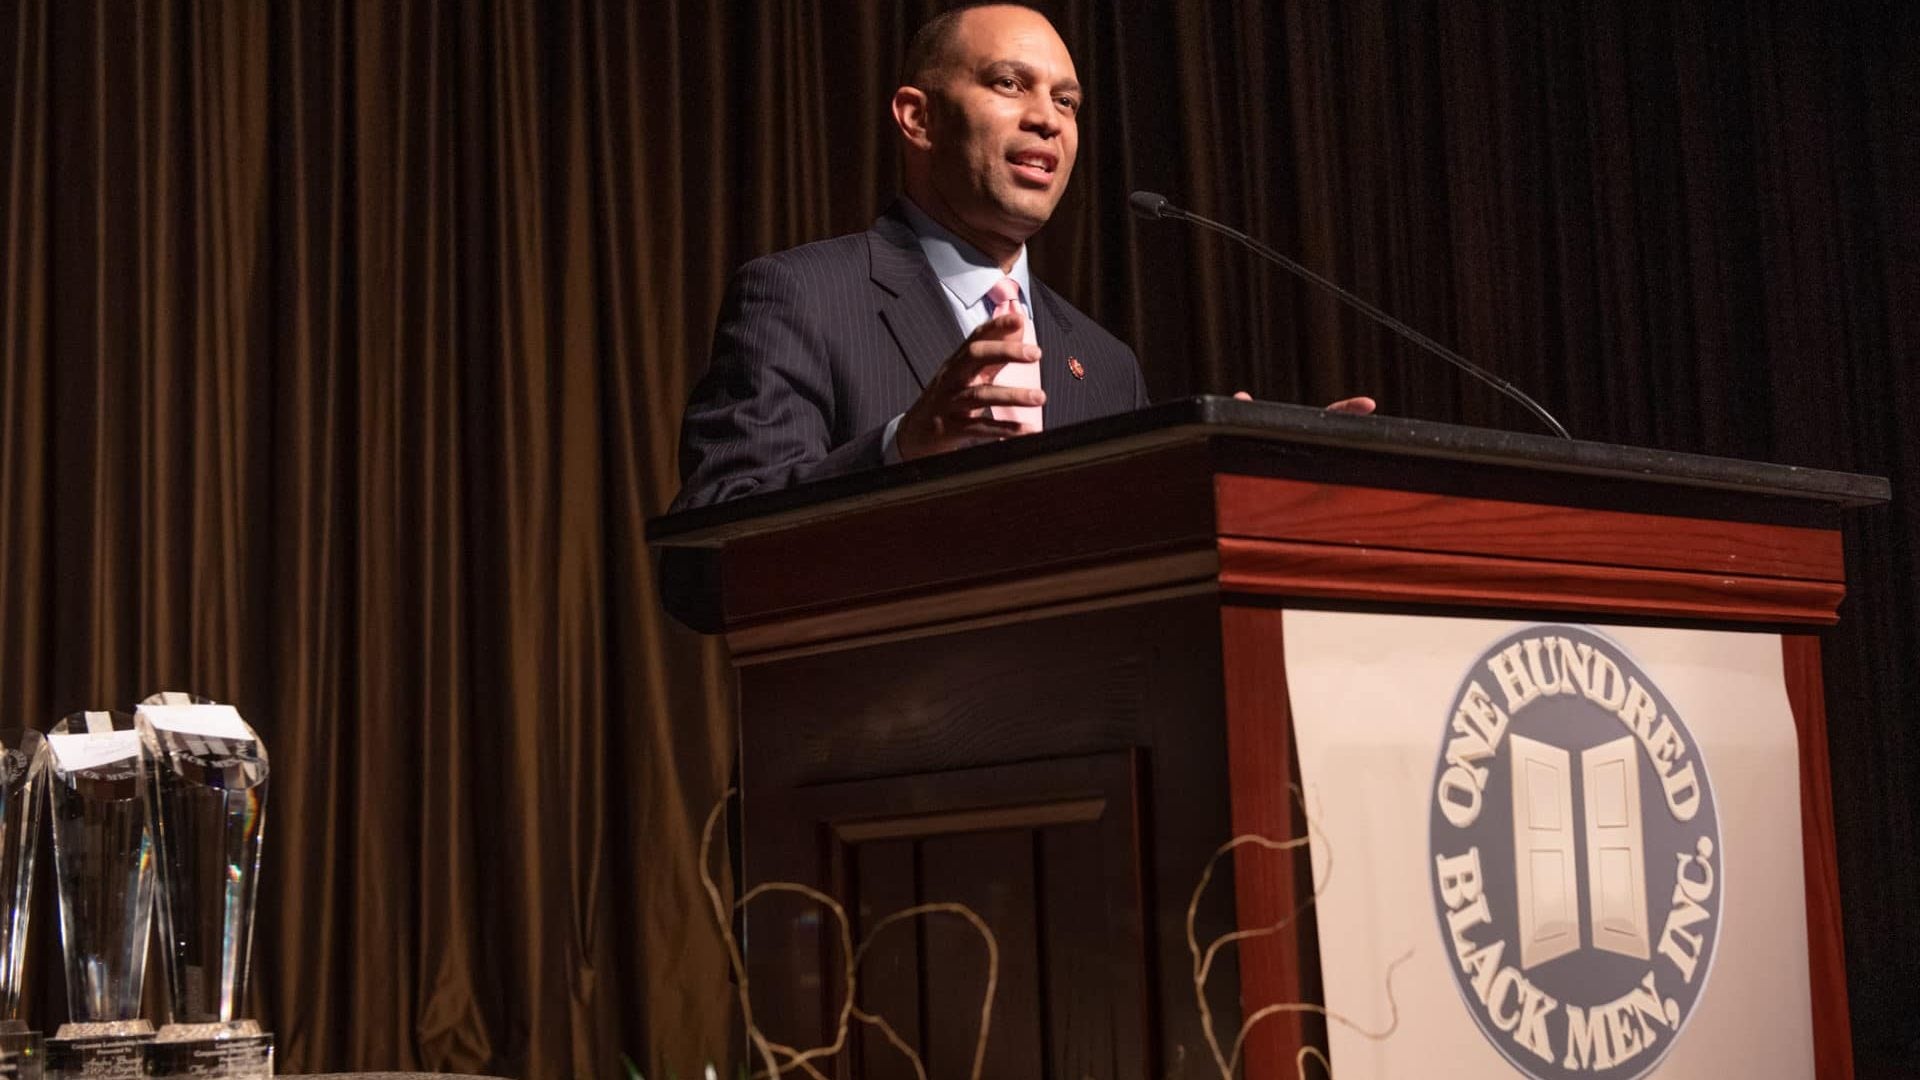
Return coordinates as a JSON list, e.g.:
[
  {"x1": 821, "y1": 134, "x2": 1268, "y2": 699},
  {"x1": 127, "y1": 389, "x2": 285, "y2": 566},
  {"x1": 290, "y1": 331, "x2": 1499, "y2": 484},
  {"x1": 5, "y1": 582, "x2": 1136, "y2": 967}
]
[{"x1": 647, "y1": 398, "x2": 1887, "y2": 1079}]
